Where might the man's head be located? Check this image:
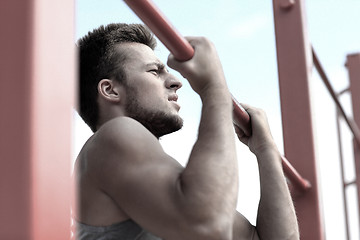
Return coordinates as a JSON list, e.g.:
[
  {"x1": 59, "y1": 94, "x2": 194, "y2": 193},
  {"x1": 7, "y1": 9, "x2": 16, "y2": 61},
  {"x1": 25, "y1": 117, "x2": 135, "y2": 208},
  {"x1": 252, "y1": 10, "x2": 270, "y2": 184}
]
[{"x1": 78, "y1": 23, "x2": 183, "y2": 137}]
